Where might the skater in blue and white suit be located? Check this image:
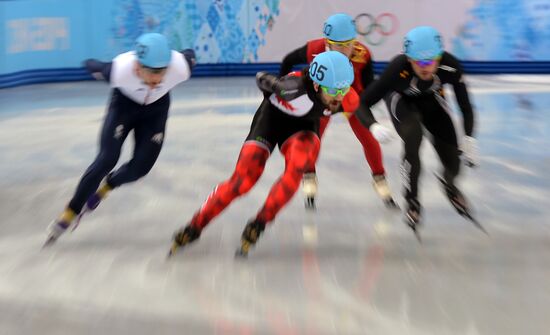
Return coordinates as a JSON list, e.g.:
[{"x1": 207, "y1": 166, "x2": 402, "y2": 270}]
[{"x1": 45, "y1": 33, "x2": 195, "y2": 245}]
